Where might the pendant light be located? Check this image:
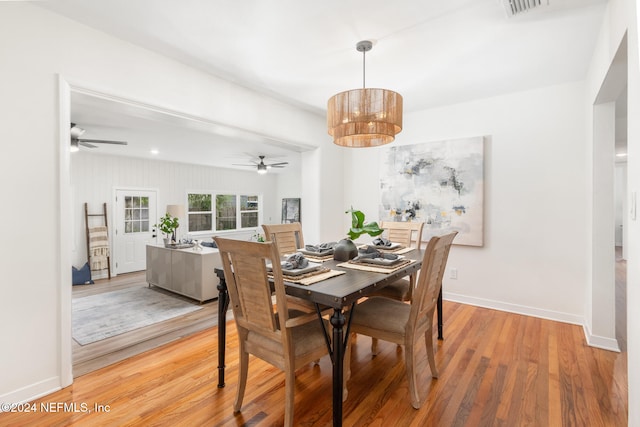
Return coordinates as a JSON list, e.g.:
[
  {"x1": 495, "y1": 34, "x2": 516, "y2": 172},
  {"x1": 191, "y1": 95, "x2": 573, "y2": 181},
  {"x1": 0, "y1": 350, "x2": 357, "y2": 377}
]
[{"x1": 327, "y1": 40, "x2": 403, "y2": 148}]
